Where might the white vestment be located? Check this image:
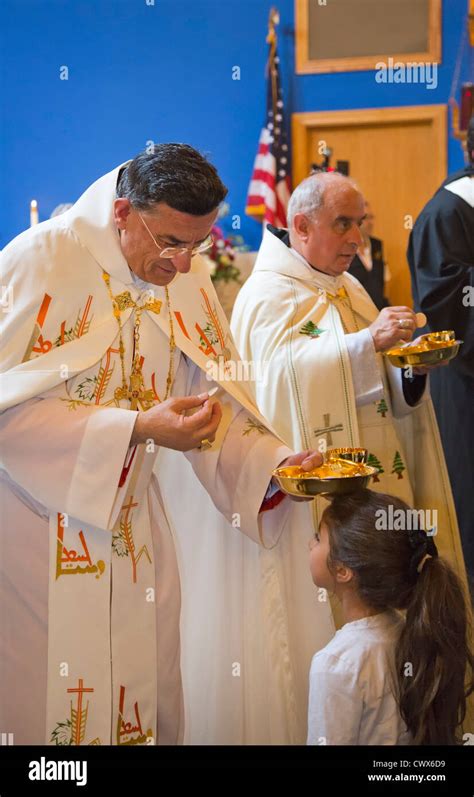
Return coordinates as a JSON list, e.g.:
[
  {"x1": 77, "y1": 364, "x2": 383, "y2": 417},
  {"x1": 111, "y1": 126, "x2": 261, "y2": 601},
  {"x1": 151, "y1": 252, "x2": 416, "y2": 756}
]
[
  {"x1": 230, "y1": 228, "x2": 468, "y2": 743},
  {"x1": 0, "y1": 166, "x2": 293, "y2": 746}
]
